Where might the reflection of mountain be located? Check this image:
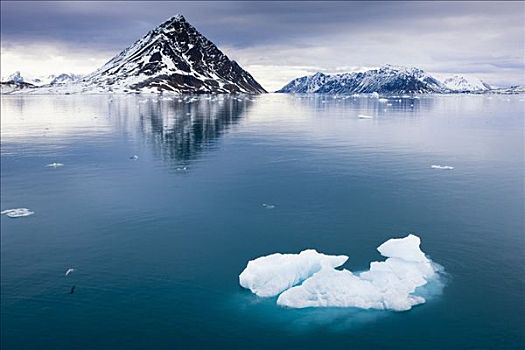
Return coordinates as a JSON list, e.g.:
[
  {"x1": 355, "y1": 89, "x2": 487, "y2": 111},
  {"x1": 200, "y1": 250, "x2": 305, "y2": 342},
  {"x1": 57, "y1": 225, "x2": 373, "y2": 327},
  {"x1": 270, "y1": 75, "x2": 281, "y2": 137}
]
[
  {"x1": 137, "y1": 96, "x2": 252, "y2": 164},
  {"x1": 288, "y1": 94, "x2": 436, "y2": 116}
]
